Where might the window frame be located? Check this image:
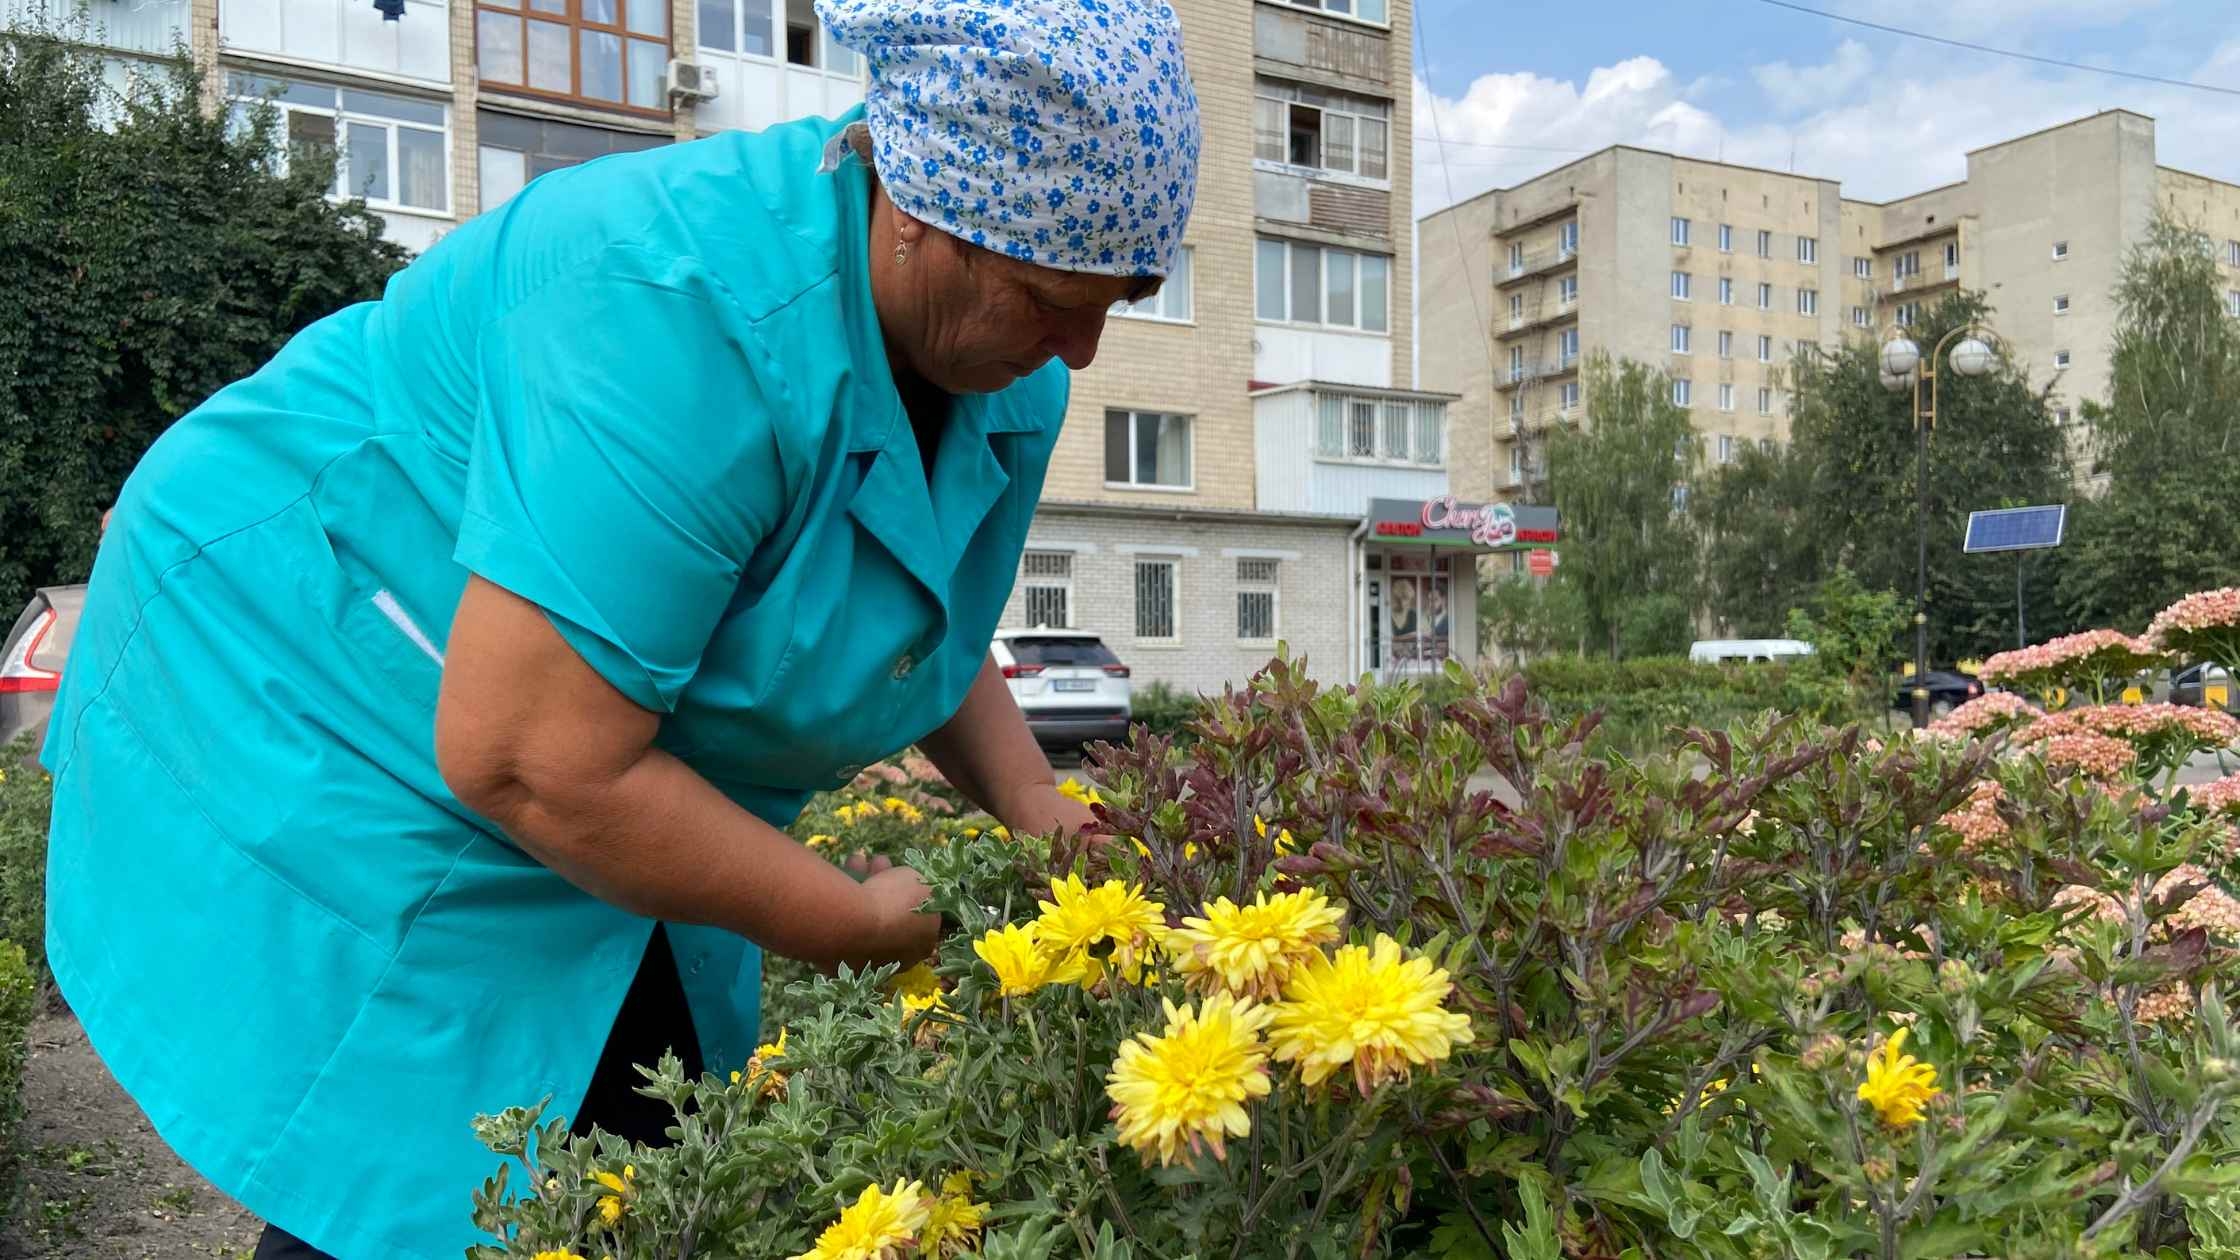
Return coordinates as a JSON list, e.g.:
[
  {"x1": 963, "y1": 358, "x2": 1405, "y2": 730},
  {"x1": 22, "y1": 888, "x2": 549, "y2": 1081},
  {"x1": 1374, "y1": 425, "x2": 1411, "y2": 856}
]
[
  {"x1": 1018, "y1": 550, "x2": 1075, "y2": 630},
  {"x1": 1557, "y1": 274, "x2": 1578, "y2": 305},
  {"x1": 1757, "y1": 386, "x2": 1773, "y2": 415},
  {"x1": 1797, "y1": 236, "x2": 1817, "y2": 264},
  {"x1": 1671, "y1": 323, "x2": 1691, "y2": 354},
  {"x1": 1671, "y1": 378, "x2": 1692, "y2": 407},
  {"x1": 1717, "y1": 329, "x2": 1733, "y2": 359},
  {"x1": 1235, "y1": 557, "x2": 1280, "y2": 645},
  {"x1": 1133, "y1": 556, "x2": 1182, "y2": 645},
  {"x1": 1717, "y1": 384, "x2": 1734, "y2": 413},
  {"x1": 1756, "y1": 282, "x2": 1772, "y2": 310},
  {"x1": 2052, "y1": 240, "x2": 2070, "y2": 261},
  {"x1": 1558, "y1": 326, "x2": 1580, "y2": 365},
  {"x1": 1559, "y1": 381, "x2": 1580, "y2": 411},
  {"x1": 1718, "y1": 223, "x2": 1733, "y2": 253},
  {"x1": 1851, "y1": 305, "x2": 1869, "y2": 328},
  {"x1": 1854, "y1": 256, "x2": 1872, "y2": 279},
  {"x1": 229, "y1": 74, "x2": 452, "y2": 216},
  {"x1": 1271, "y1": 0, "x2": 1390, "y2": 30},
  {"x1": 1796, "y1": 287, "x2": 1818, "y2": 316},
  {"x1": 2053, "y1": 294, "x2": 2071, "y2": 315},
  {"x1": 1717, "y1": 433, "x2": 1735, "y2": 461},
  {"x1": 1756, "y1": 334, "x2": 1773, "y2": 363},
  {"x1": 1255, "y1": 236, "x2": 1391, "y2": 332},
  {"x1": 1113, "y1": 245, "x2": 1195, "y2": 323},
  {"x1": 1756, "y1": 229, "x2": 1772, "y2": 258},
  {"x1": 1671, "y1": 216, "x2": 1691, "y2": 246},
  {"x1": 475, "y1": 0, "x2": 674, "y2": 117},
  {"x1": 2054, "y1": 349, "x2": 2071, "y2": 368},
  {"x1": 697, "y1": 0, "x2": 863, "y2": 74},
  {"x1": 1252, "y1": 79, "x2": 1392, "y2": 183},
  {"x1": 1103, "y1": 408, "x2": 1196, "y2": 492},
  {"x1": 1718, "y1": 276, "x2": 1734, "y2": 305},
  {"x1": 1558, "y1": 219, "x2": 1580, "y2": 255},
  {"x1": 1671, "y1": 270, "x2": 1692, "y2": 301}
]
